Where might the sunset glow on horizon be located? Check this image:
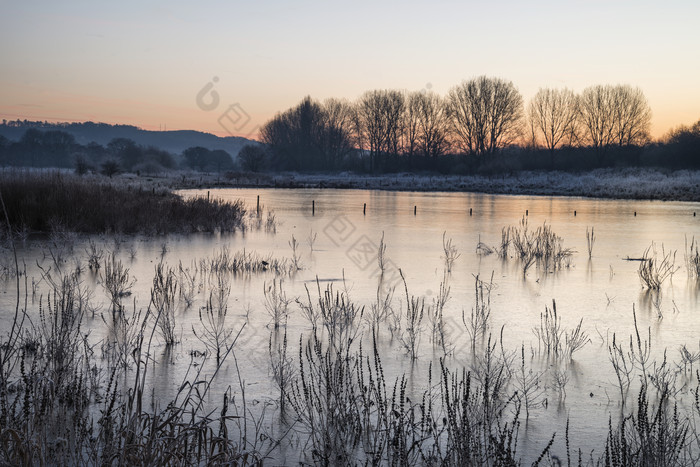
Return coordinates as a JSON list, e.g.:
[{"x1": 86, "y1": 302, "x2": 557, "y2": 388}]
[{"x1": 2, "y1": 0, "x2": 699, "y2": 140}]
